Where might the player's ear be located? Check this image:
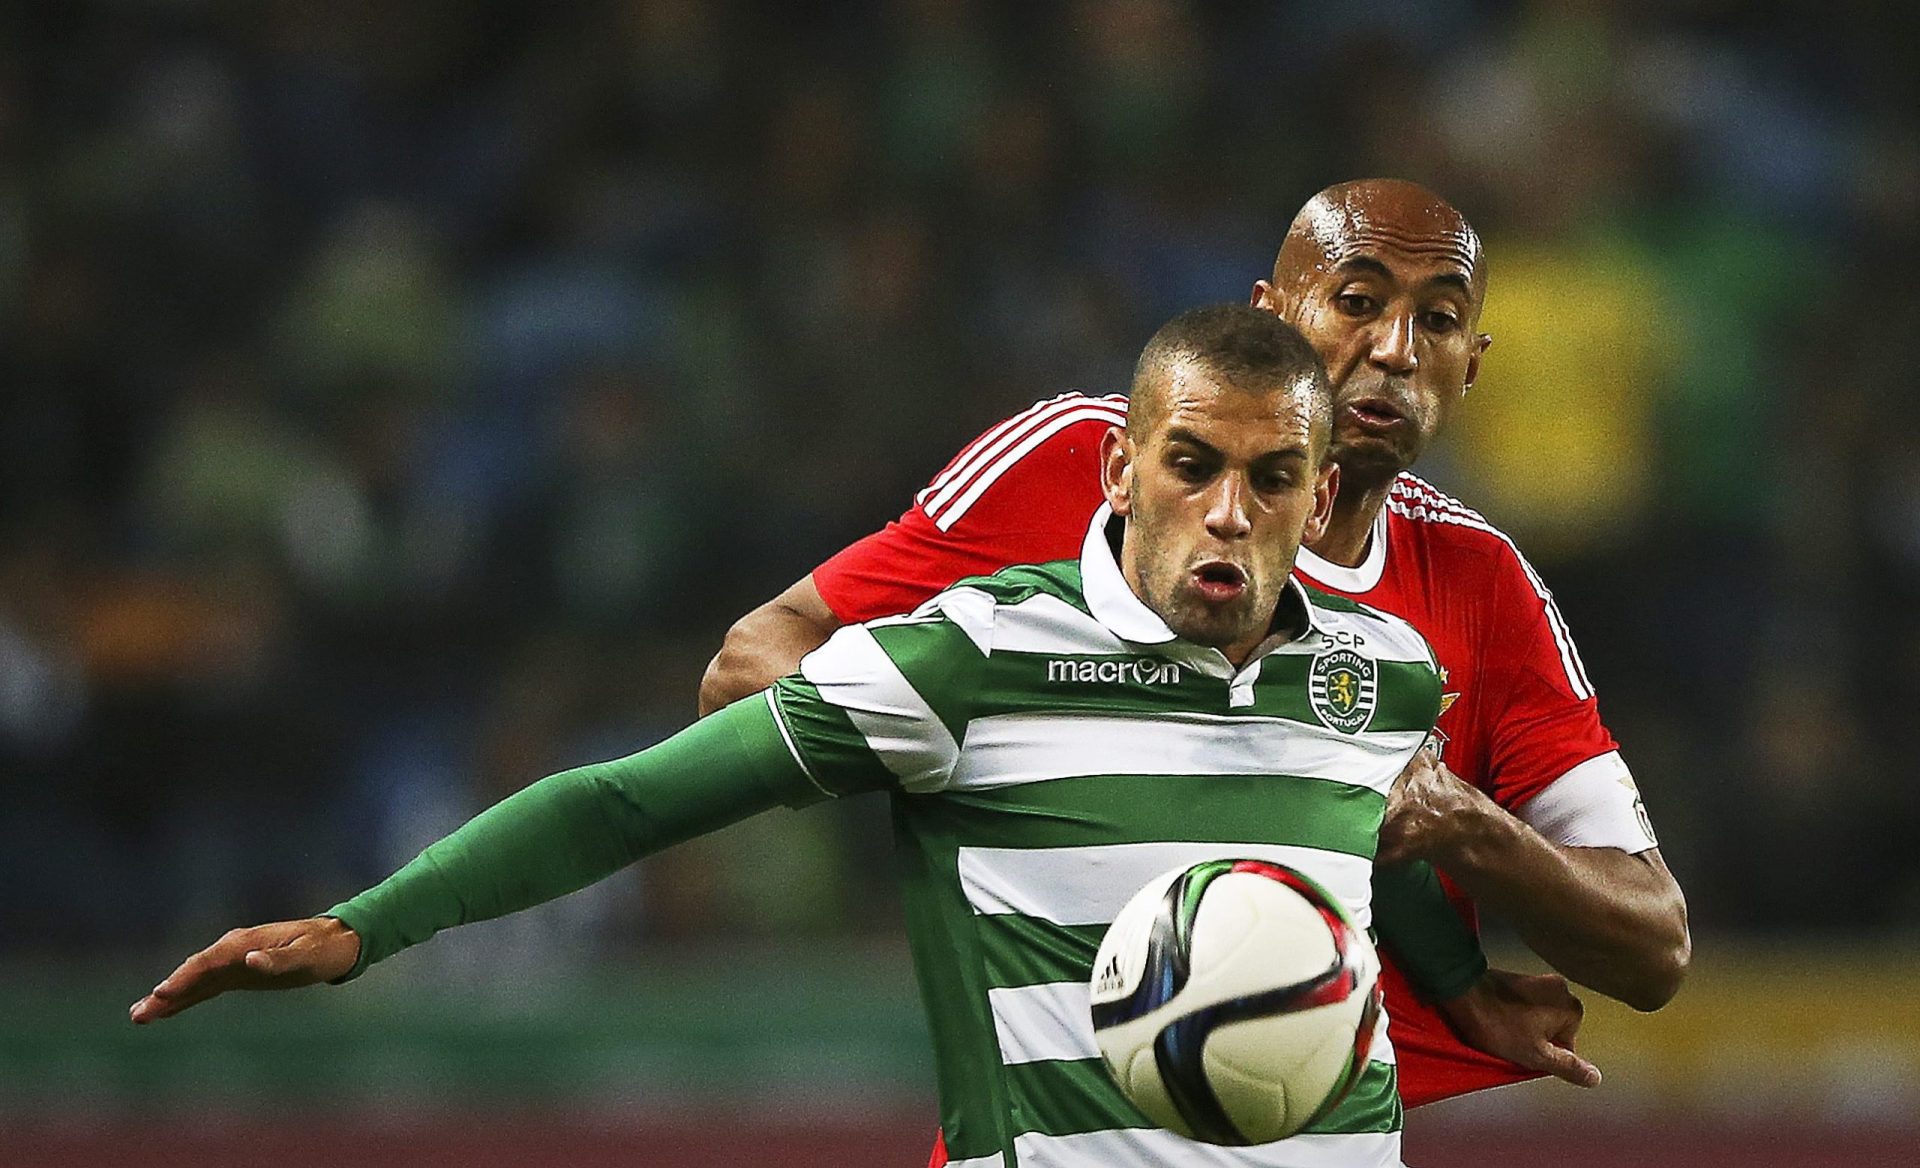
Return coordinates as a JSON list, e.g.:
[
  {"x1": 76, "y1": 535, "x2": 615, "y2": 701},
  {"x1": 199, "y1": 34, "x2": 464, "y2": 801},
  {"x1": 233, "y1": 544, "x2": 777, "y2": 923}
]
[
  {"x1": 1464, "y1": 331, "x2": 1491, "y2": 393},
  {"x1": 1100, "y1": 426, "x2": 1135, "y2": 516},
  {"x1": 1250, "y1": 280, "x2": 1279, "y2": 312},
  {"x1": 1302, "y1": 458, "x2": 1338, "y2": 544}
]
